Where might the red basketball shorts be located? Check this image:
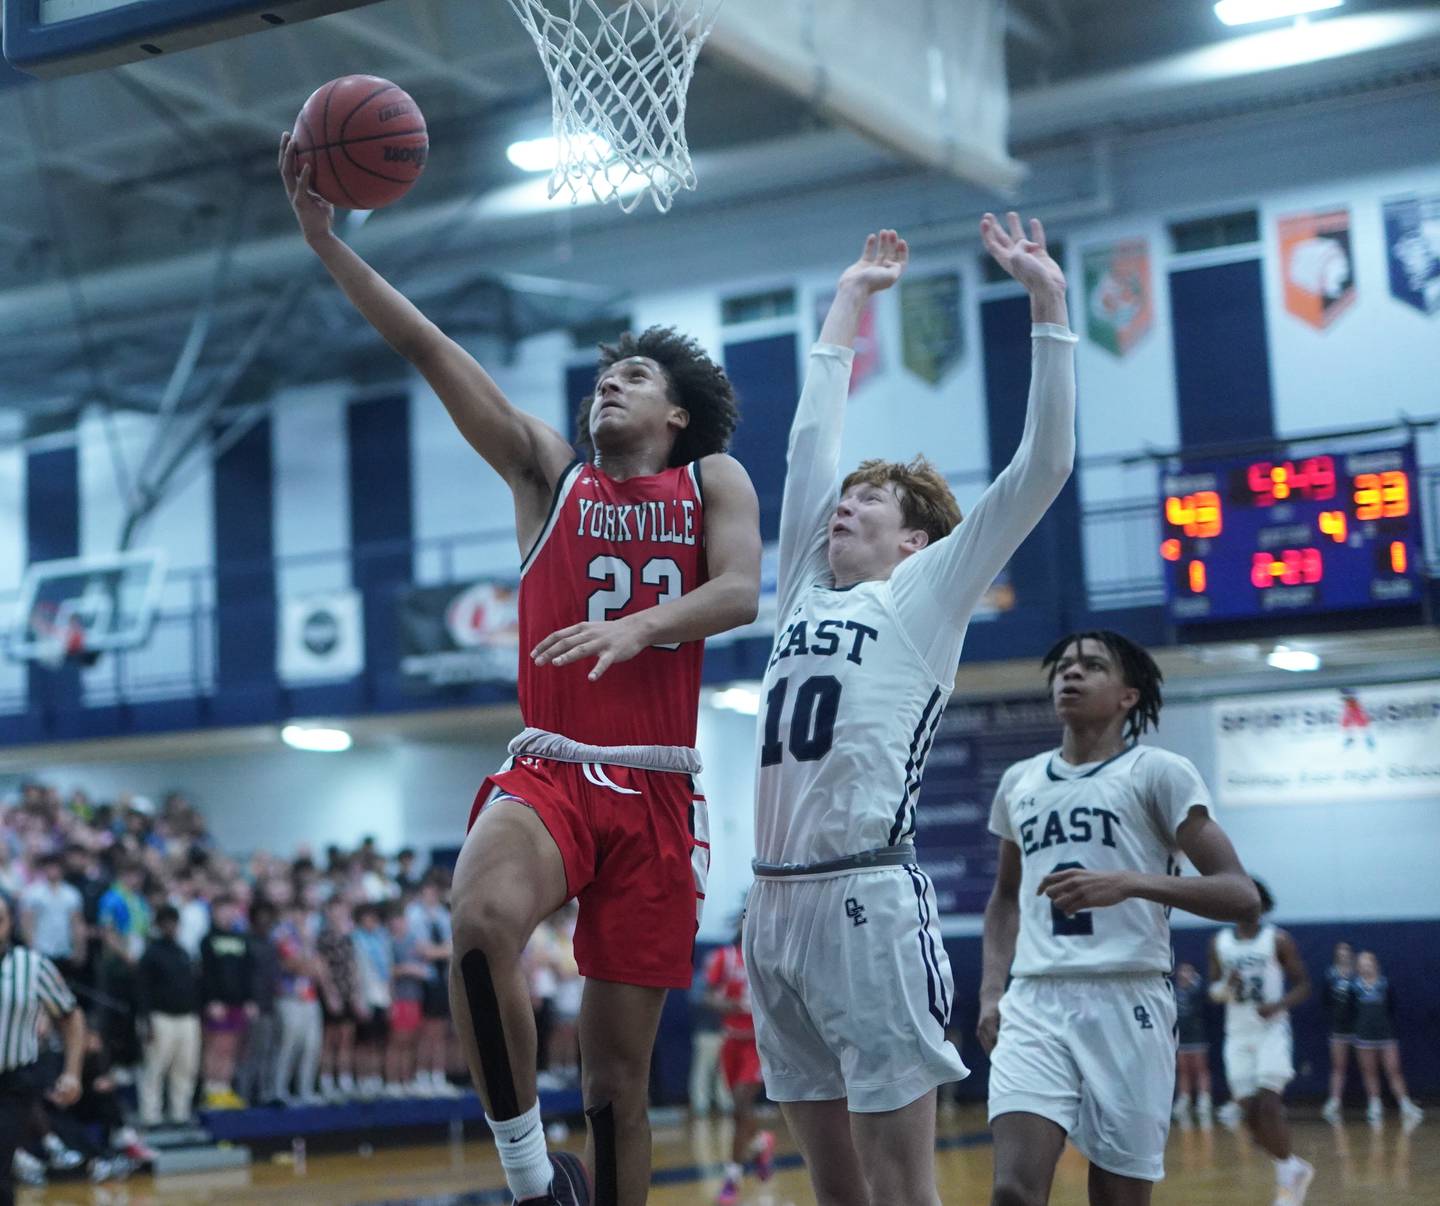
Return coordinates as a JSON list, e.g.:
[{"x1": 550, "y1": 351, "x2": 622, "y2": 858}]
[
  {"x1": 470, "y1": 756, "x2": 709, "y2": 990},
  {"x1": 720, "y1": 1034, "x2": 763, "y2": 1090}
]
